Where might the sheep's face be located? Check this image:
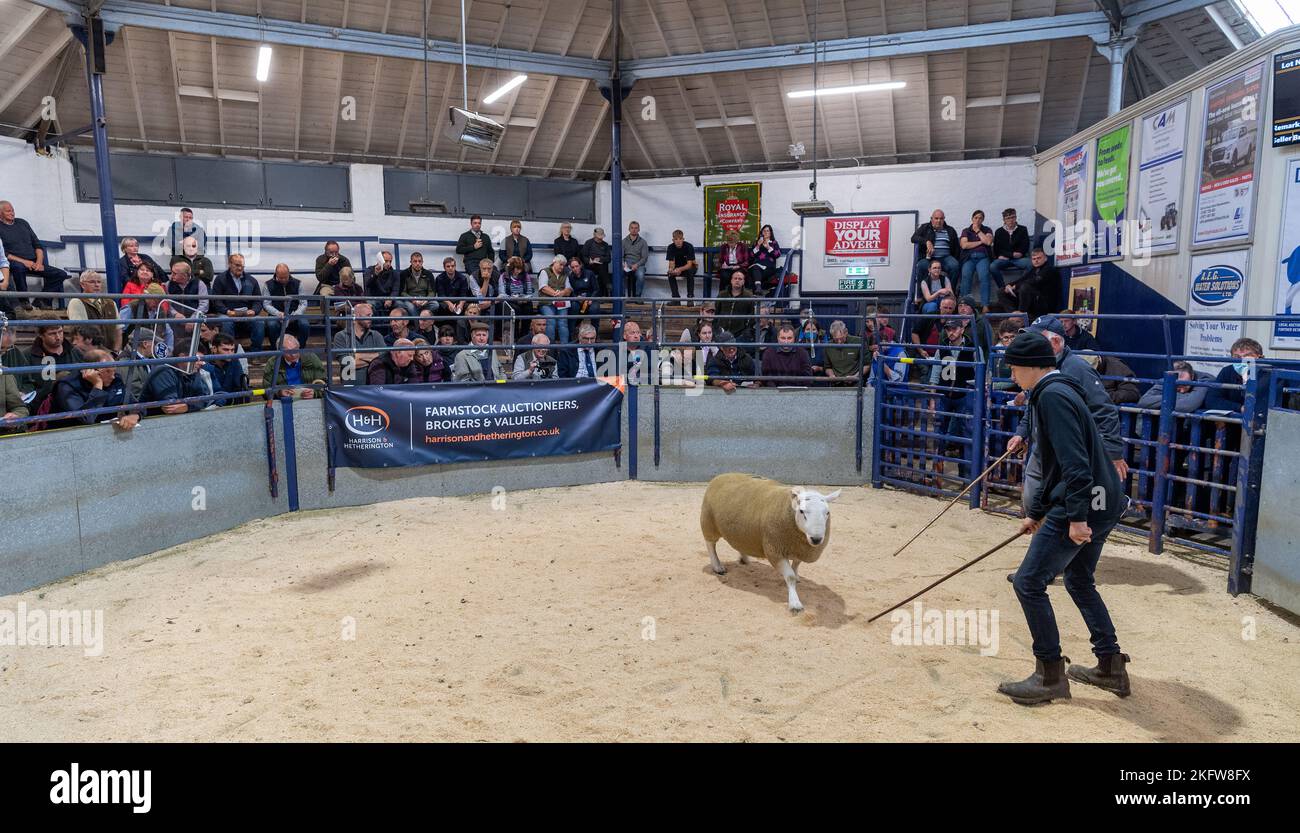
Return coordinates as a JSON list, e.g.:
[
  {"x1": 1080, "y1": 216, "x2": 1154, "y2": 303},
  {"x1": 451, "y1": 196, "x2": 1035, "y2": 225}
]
[{"x1": 790, "y1": 488, "x2": 841, "y2": 547}]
